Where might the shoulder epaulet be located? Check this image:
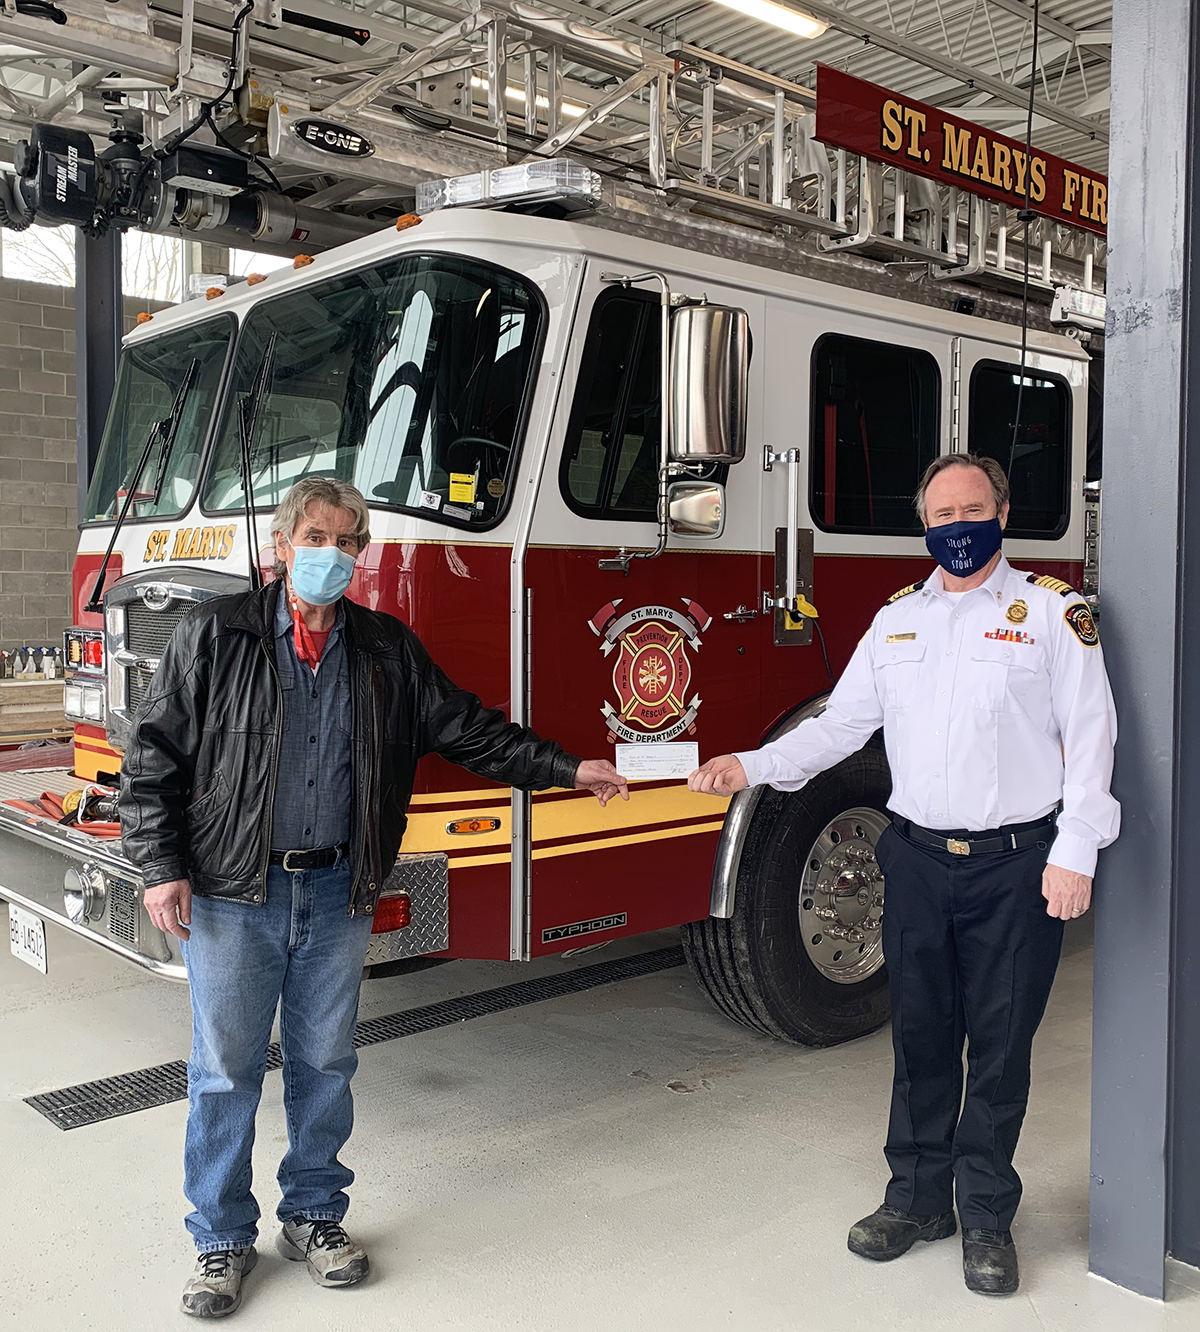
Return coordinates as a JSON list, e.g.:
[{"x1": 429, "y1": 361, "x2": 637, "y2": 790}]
[
  {"x1": 1026, "y1": 573, "x2": 1080, "y2": 598},
  {"x1": 885, "y1": 580, "x2": 925, "y2": 605}
]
